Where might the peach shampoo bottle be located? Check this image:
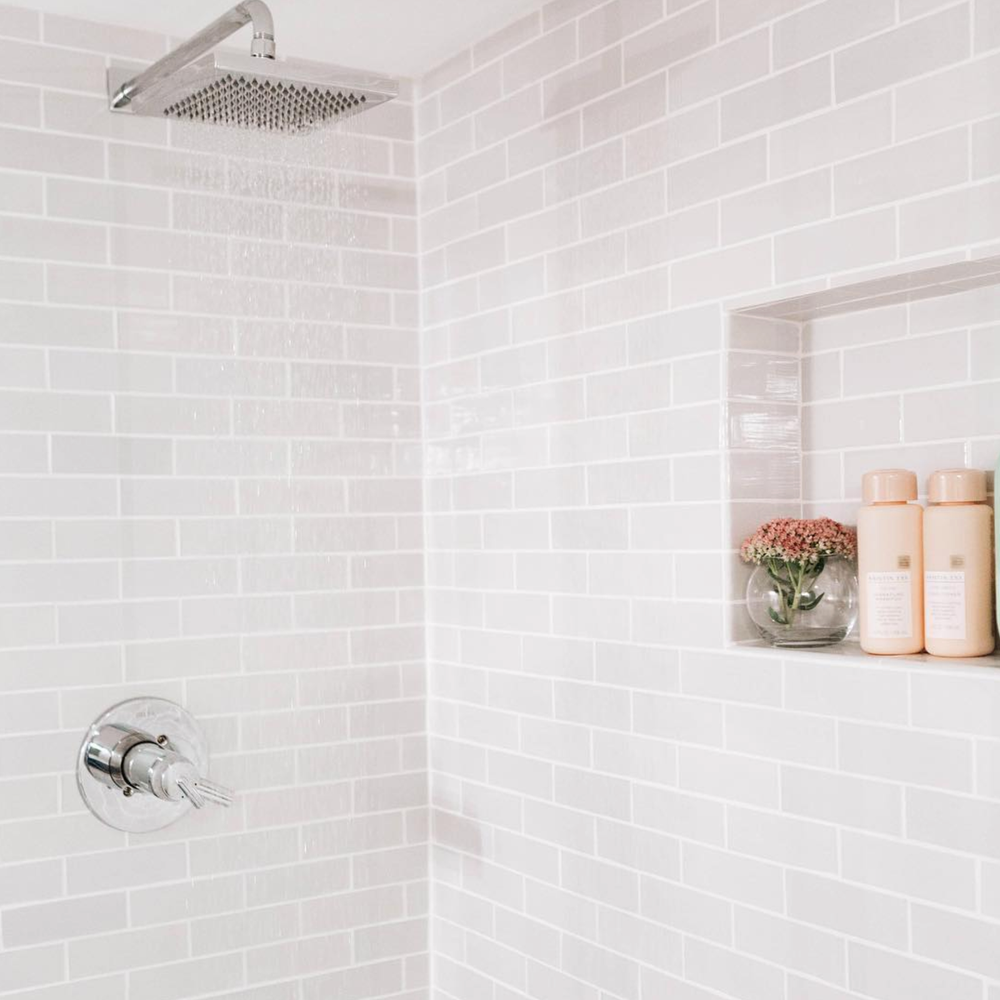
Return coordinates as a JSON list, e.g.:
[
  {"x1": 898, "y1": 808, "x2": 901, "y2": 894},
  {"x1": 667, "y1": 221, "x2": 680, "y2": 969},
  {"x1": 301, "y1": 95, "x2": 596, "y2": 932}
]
[
  {"x1": 858, "y1": 470, "x2": 924, "y2": 655},
  {"x1": 923, "y1": 469, "x2": 994, "y2": 658}
]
